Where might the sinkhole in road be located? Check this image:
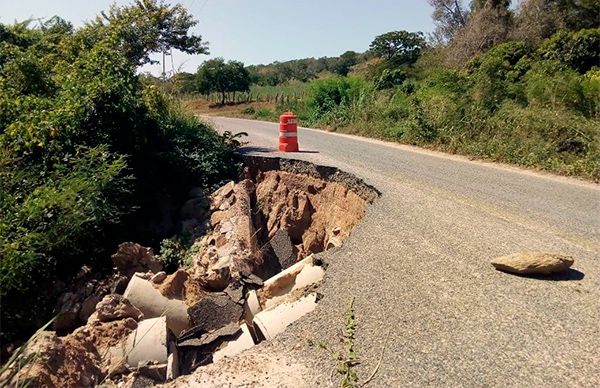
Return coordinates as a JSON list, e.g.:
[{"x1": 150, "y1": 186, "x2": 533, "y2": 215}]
[
  {"x1": 2, "y1": 156, "x2": 380, "y2": 387},
  {"x1": 168, "y1": 155, "x2": 381, "y2": 378}
]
